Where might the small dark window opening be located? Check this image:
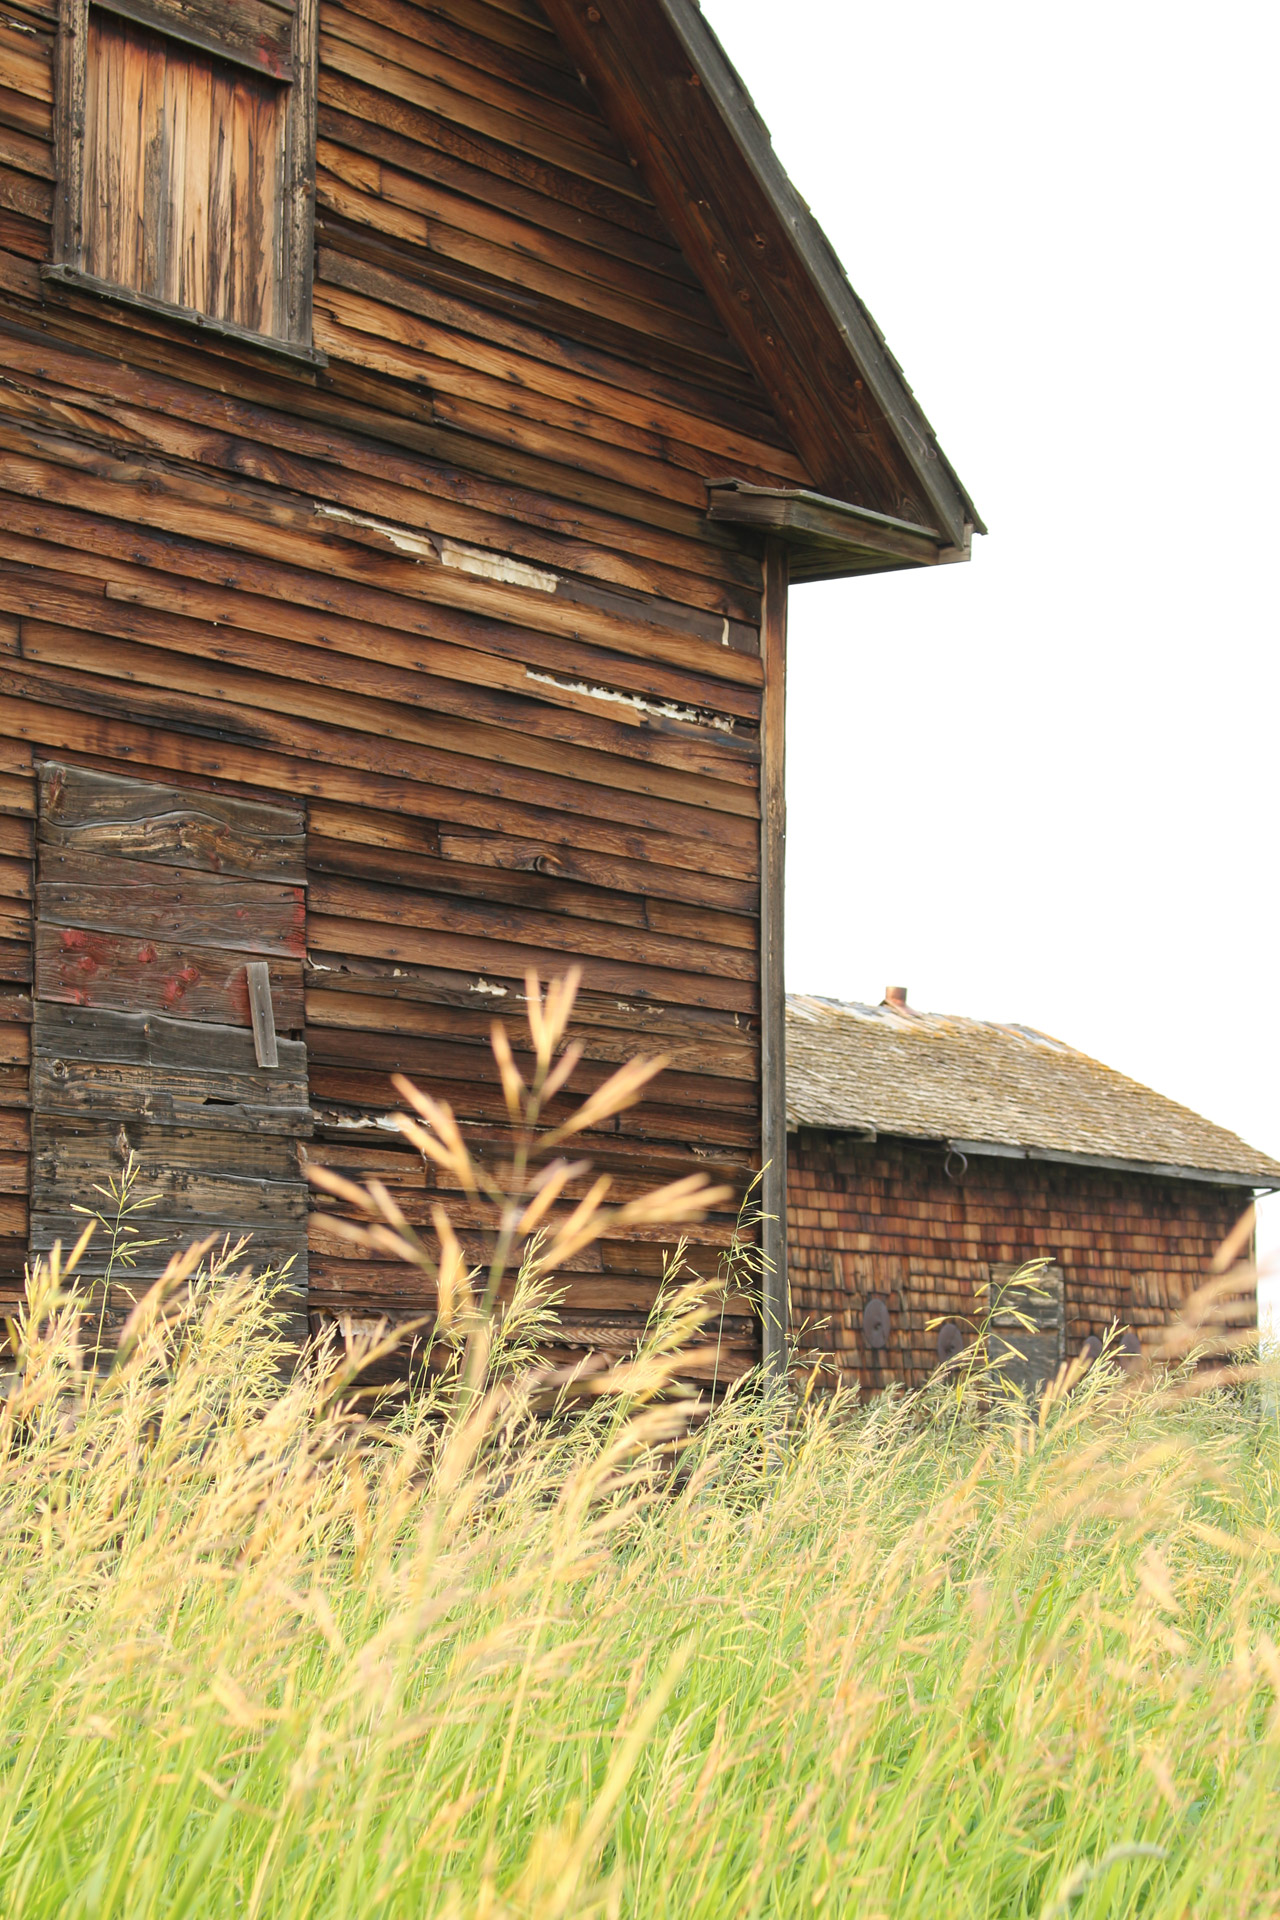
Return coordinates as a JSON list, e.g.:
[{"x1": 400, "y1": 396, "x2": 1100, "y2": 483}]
[{"x1": 50, "y1": 0, "x2": 319, "y2": 360}]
